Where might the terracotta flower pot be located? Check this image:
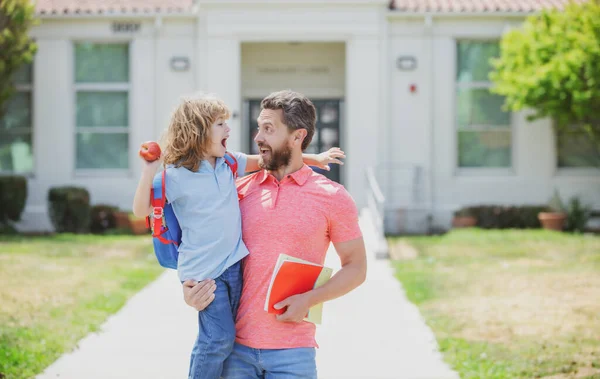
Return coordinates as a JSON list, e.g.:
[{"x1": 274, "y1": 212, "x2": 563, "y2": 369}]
[
  {"x1": 452, "y1": 216, "x2": 477, "y2": 228},
  {"x1": 538, "y1": 212, "x2": 567, "y2": 231}
]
